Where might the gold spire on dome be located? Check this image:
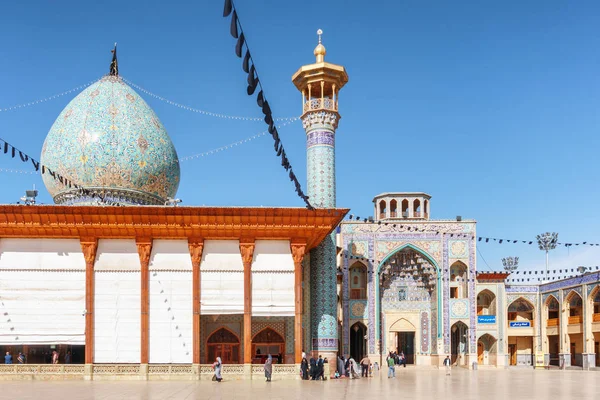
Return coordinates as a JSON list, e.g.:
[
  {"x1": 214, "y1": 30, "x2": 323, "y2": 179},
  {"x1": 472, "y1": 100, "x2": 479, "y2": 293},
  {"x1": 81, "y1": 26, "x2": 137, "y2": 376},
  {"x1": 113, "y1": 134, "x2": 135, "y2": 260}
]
[{"x1": 314, "y1": 29, "x2": 326, "y2": 63}]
